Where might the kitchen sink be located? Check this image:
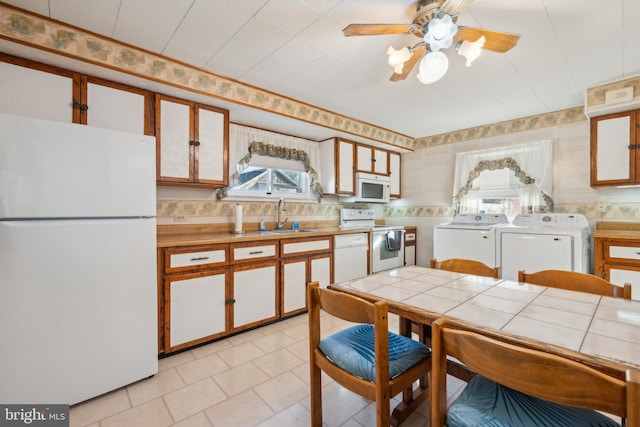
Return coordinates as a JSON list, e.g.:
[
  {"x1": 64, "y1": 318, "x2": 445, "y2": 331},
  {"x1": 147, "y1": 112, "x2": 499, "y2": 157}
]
[{"x1": 262, "y1": 229, "x2": 316, "y2": 234}]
